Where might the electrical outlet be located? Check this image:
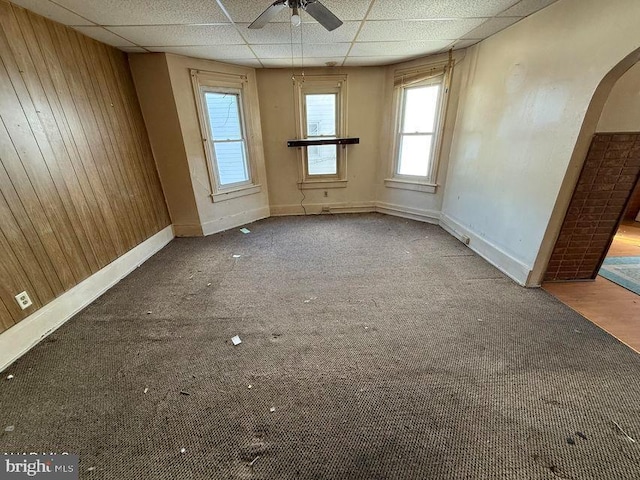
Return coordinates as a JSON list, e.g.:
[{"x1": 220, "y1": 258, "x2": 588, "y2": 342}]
[
  {"x1": 321, "y1": 206, "x2": 331, "y2": 213},
  {"x1": 15, "y1": 291, "x2": 32, "y2": 310},
  {"x1": 323, "y1": 190, "x2": 328, "y2": 198}
]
